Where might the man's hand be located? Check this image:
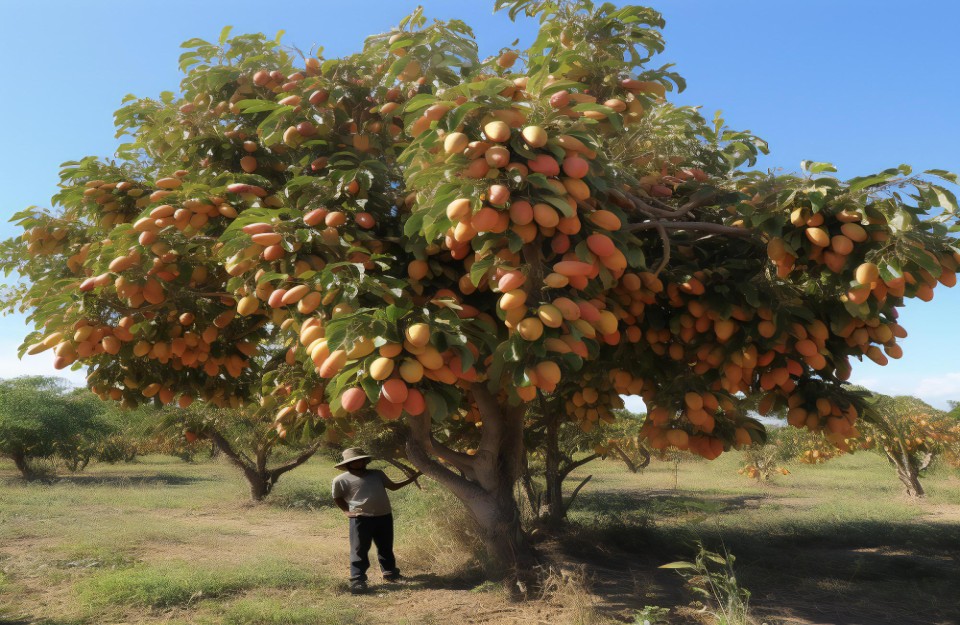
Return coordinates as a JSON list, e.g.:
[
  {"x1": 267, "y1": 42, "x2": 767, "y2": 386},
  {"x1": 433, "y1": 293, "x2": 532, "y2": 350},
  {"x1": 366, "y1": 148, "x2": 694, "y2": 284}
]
[{"x1": 344, "y1": 510, "x2": 360, "y2": 518}]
